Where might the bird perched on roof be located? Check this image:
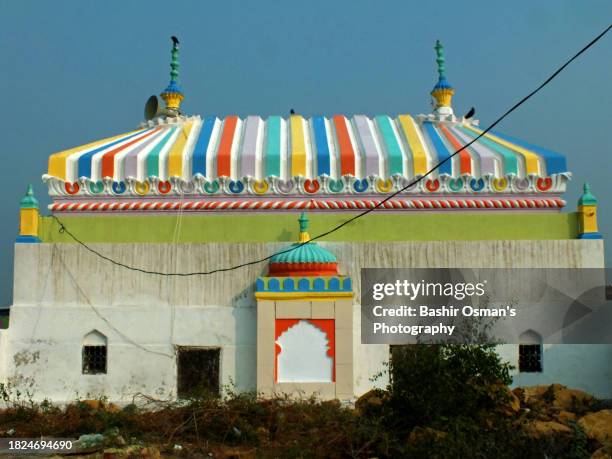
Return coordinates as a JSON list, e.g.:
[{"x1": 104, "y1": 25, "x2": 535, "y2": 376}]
[
  {"x1": 171, "y1": 36, "x2": 180, "y2": 46},
  {"x1": 290, "y1": 109, "x2": 295, "y2": 115},
  {"x1": 464, "y1": 107, "x2": 476, "y2": 120}
]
